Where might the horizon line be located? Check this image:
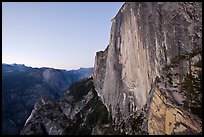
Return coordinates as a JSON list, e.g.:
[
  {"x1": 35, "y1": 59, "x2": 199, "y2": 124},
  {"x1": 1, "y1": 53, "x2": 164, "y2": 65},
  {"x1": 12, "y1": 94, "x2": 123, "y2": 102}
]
[{"x1": 2, "y1": 62, "x2": 93, "y2": 71}]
